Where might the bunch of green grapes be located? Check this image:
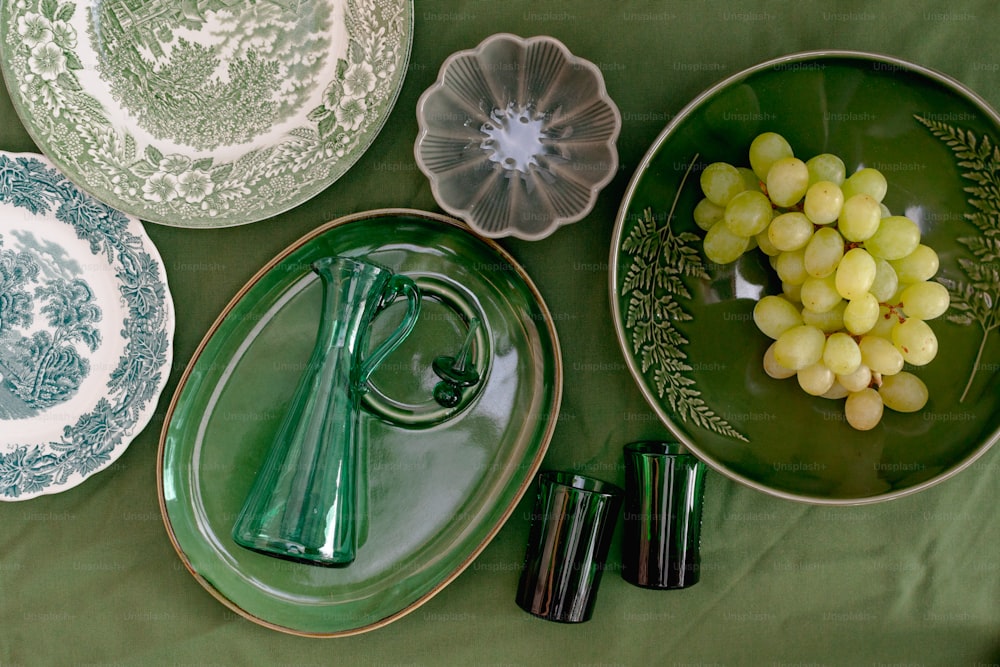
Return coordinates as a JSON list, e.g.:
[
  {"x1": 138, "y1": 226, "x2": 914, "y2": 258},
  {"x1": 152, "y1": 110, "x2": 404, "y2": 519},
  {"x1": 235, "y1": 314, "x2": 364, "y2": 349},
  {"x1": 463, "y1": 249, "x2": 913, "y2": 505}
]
[{"x1": 695, "y1": 132, "x2": 948, "y2": 431}]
